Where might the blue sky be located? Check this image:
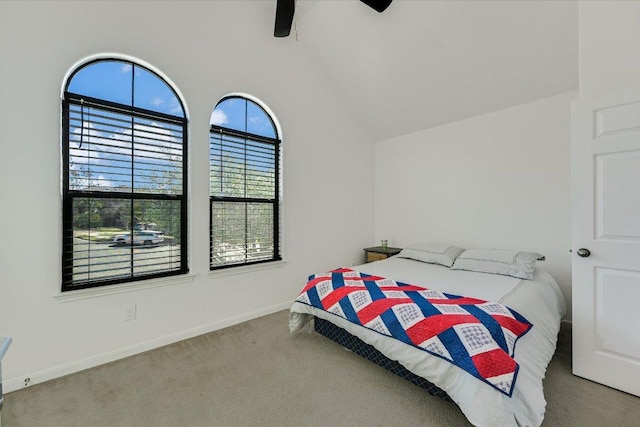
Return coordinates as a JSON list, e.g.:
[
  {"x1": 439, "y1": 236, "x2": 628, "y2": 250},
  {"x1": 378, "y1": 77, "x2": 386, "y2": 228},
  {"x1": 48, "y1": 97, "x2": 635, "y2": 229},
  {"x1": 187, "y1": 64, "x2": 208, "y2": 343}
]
[
  {"x1": 68, "y1": 61, "x2": 183, "y2": 117},
  {"x1": 67, "y1": 59, "x2": 276, "y2": 192},
  {"x1": 211, "y1": 97, "x2": 276, "y2": 139},
  {"x1": 68, "y1": 59, "x2": 277, "y2": 139}
]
